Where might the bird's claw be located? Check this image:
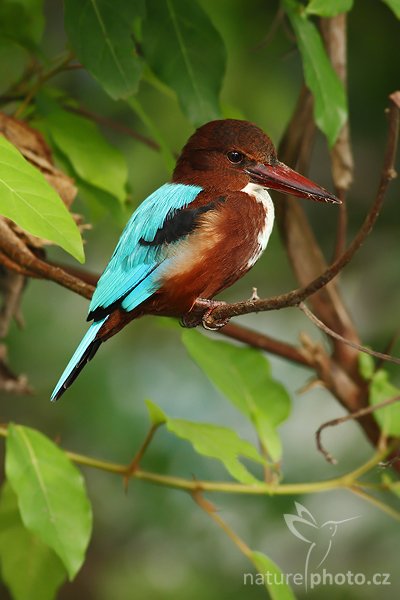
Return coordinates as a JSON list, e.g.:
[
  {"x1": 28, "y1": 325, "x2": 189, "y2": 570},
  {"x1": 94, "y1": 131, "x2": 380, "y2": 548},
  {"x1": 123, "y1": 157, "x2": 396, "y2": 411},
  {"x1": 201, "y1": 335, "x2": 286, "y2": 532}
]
[
  {"x1": 181, "y1": 298, "x2": 229, "y2": 330},
  {"x1": 200, "y1": 300, "x2": 229, "y2": 331},
  {"x1": 201, "y1": 315, "x2": 229, "y2": 331}
]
